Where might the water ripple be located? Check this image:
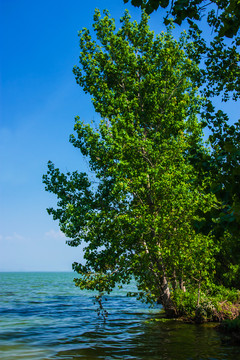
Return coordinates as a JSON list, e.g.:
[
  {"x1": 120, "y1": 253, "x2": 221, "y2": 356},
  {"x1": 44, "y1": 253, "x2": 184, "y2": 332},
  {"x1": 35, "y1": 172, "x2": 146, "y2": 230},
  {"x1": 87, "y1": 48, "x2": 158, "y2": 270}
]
[{"x1": 0, "y1": 272, "x2": 239, "y2": 360}]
